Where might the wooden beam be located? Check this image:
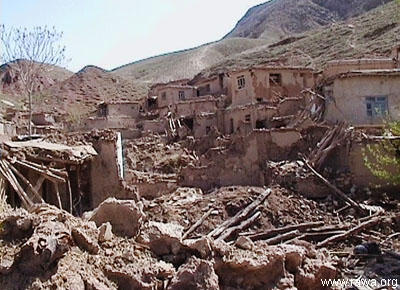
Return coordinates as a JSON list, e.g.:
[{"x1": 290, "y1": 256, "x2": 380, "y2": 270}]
[
  {"x1": 5, "y1": 160, "x2": 44, "y2": 203},
  {"x1": 13, "y1": 160, "x2": 66, "y2": 183},
  {"x1": 247, "y1": 221, "x2": 324, "y2": 241},
  {"x1": 208, "y1": 189, "x2": 272, "y2": 239},
  {"x1": 218, "y1": 211, "x2": 261, "y2": 241},
  {"x1": 182, "y1": 207, "x2": 214, "y2": 240},
  {"x1": 0, "y1": 160, "x2": 32, "y2": 209},
  {"x1": 317, "y1": 216, "x2": 383, "y2": 248}
]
